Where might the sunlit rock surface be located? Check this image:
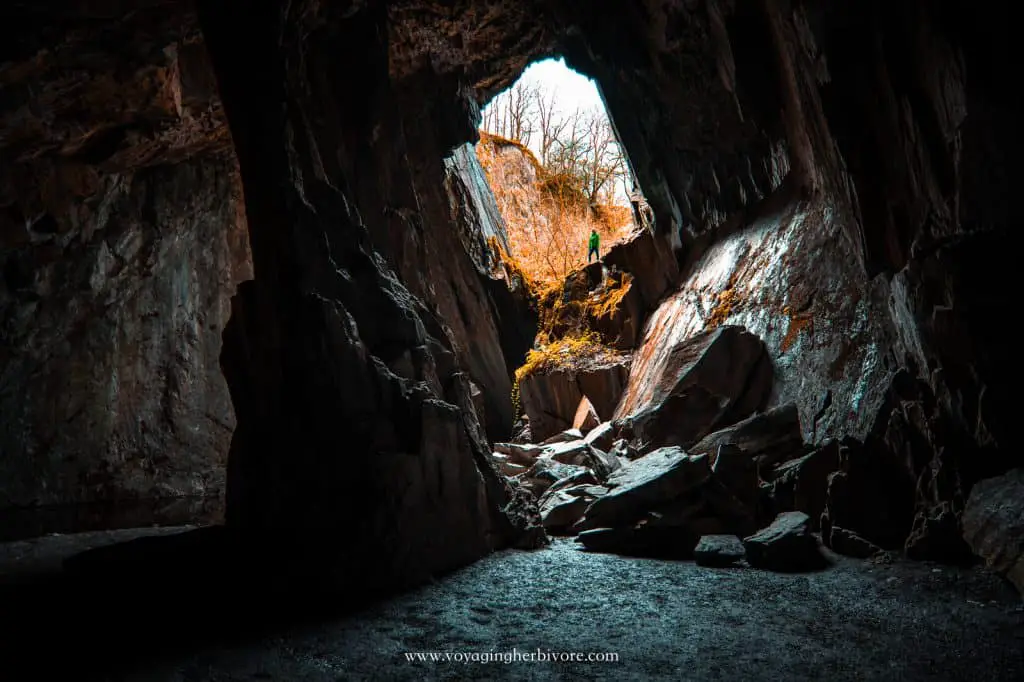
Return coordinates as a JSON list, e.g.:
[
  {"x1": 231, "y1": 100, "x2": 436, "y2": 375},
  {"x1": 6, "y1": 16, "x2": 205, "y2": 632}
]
[
  {"x1": 617, "y1": 200, "x2": 897, "y2": 445},
  {"x1": 444, "y1": 142, "x2": 510, "y2": 270}
]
